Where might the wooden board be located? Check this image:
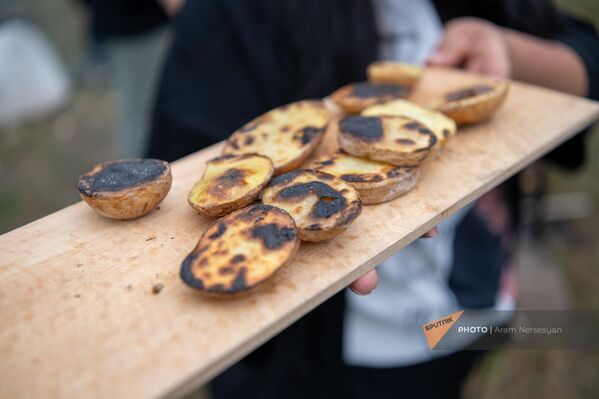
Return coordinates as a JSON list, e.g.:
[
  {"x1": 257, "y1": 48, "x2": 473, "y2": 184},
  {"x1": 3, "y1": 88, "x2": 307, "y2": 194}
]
[{"x1": 1, "y1": 68, "x2": 598, "y2": 399}]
